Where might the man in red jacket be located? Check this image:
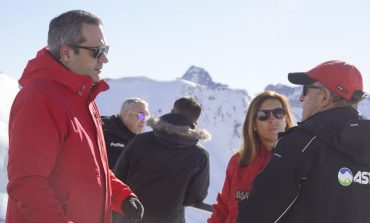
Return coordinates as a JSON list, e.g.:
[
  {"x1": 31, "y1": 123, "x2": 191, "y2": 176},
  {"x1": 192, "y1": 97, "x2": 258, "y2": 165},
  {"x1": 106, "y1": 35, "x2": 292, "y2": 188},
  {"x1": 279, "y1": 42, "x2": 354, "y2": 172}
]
[{"x1": 6, "y1": 10, "x2": 143, "y2": 223}]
